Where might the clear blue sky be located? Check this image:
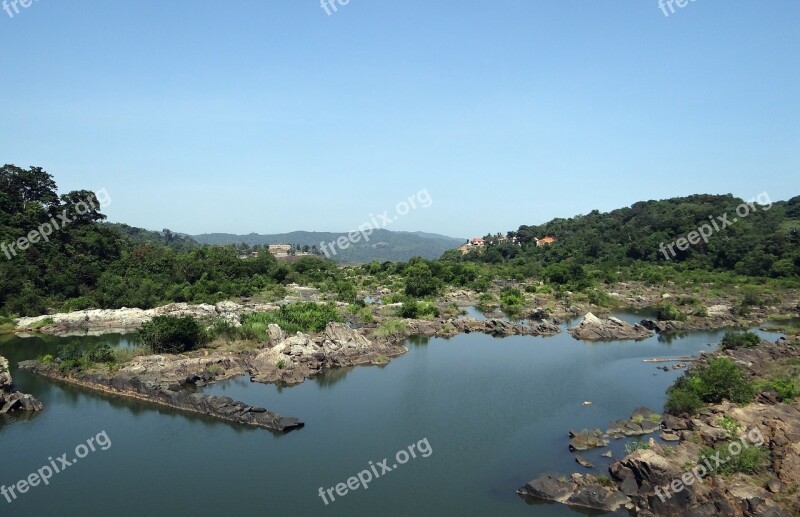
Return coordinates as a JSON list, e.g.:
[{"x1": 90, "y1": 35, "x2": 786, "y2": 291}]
[{"x1": 1, "y1": 0, "x2": 797, "y2": 238}]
